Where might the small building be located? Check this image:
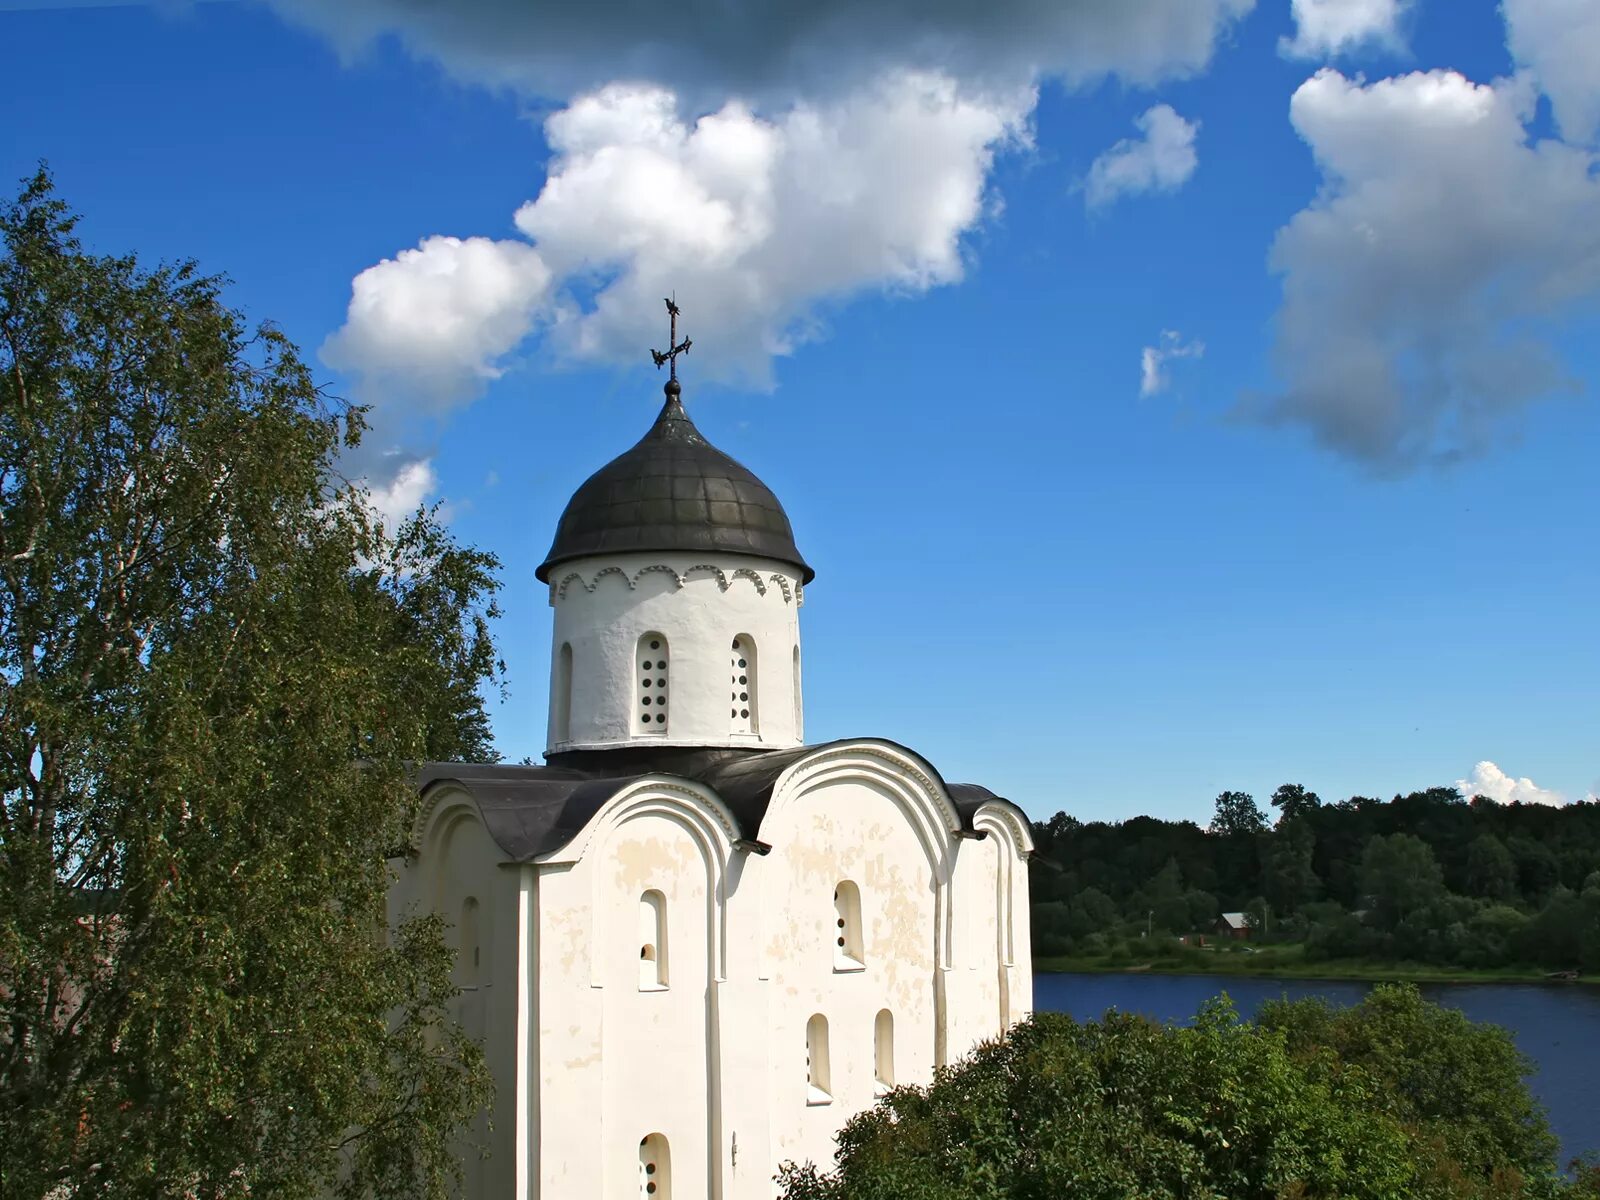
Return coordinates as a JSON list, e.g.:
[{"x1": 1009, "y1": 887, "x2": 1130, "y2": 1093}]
[{"x1": 1215, "y1": 912, "x2": 1253, "y2": 940}]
